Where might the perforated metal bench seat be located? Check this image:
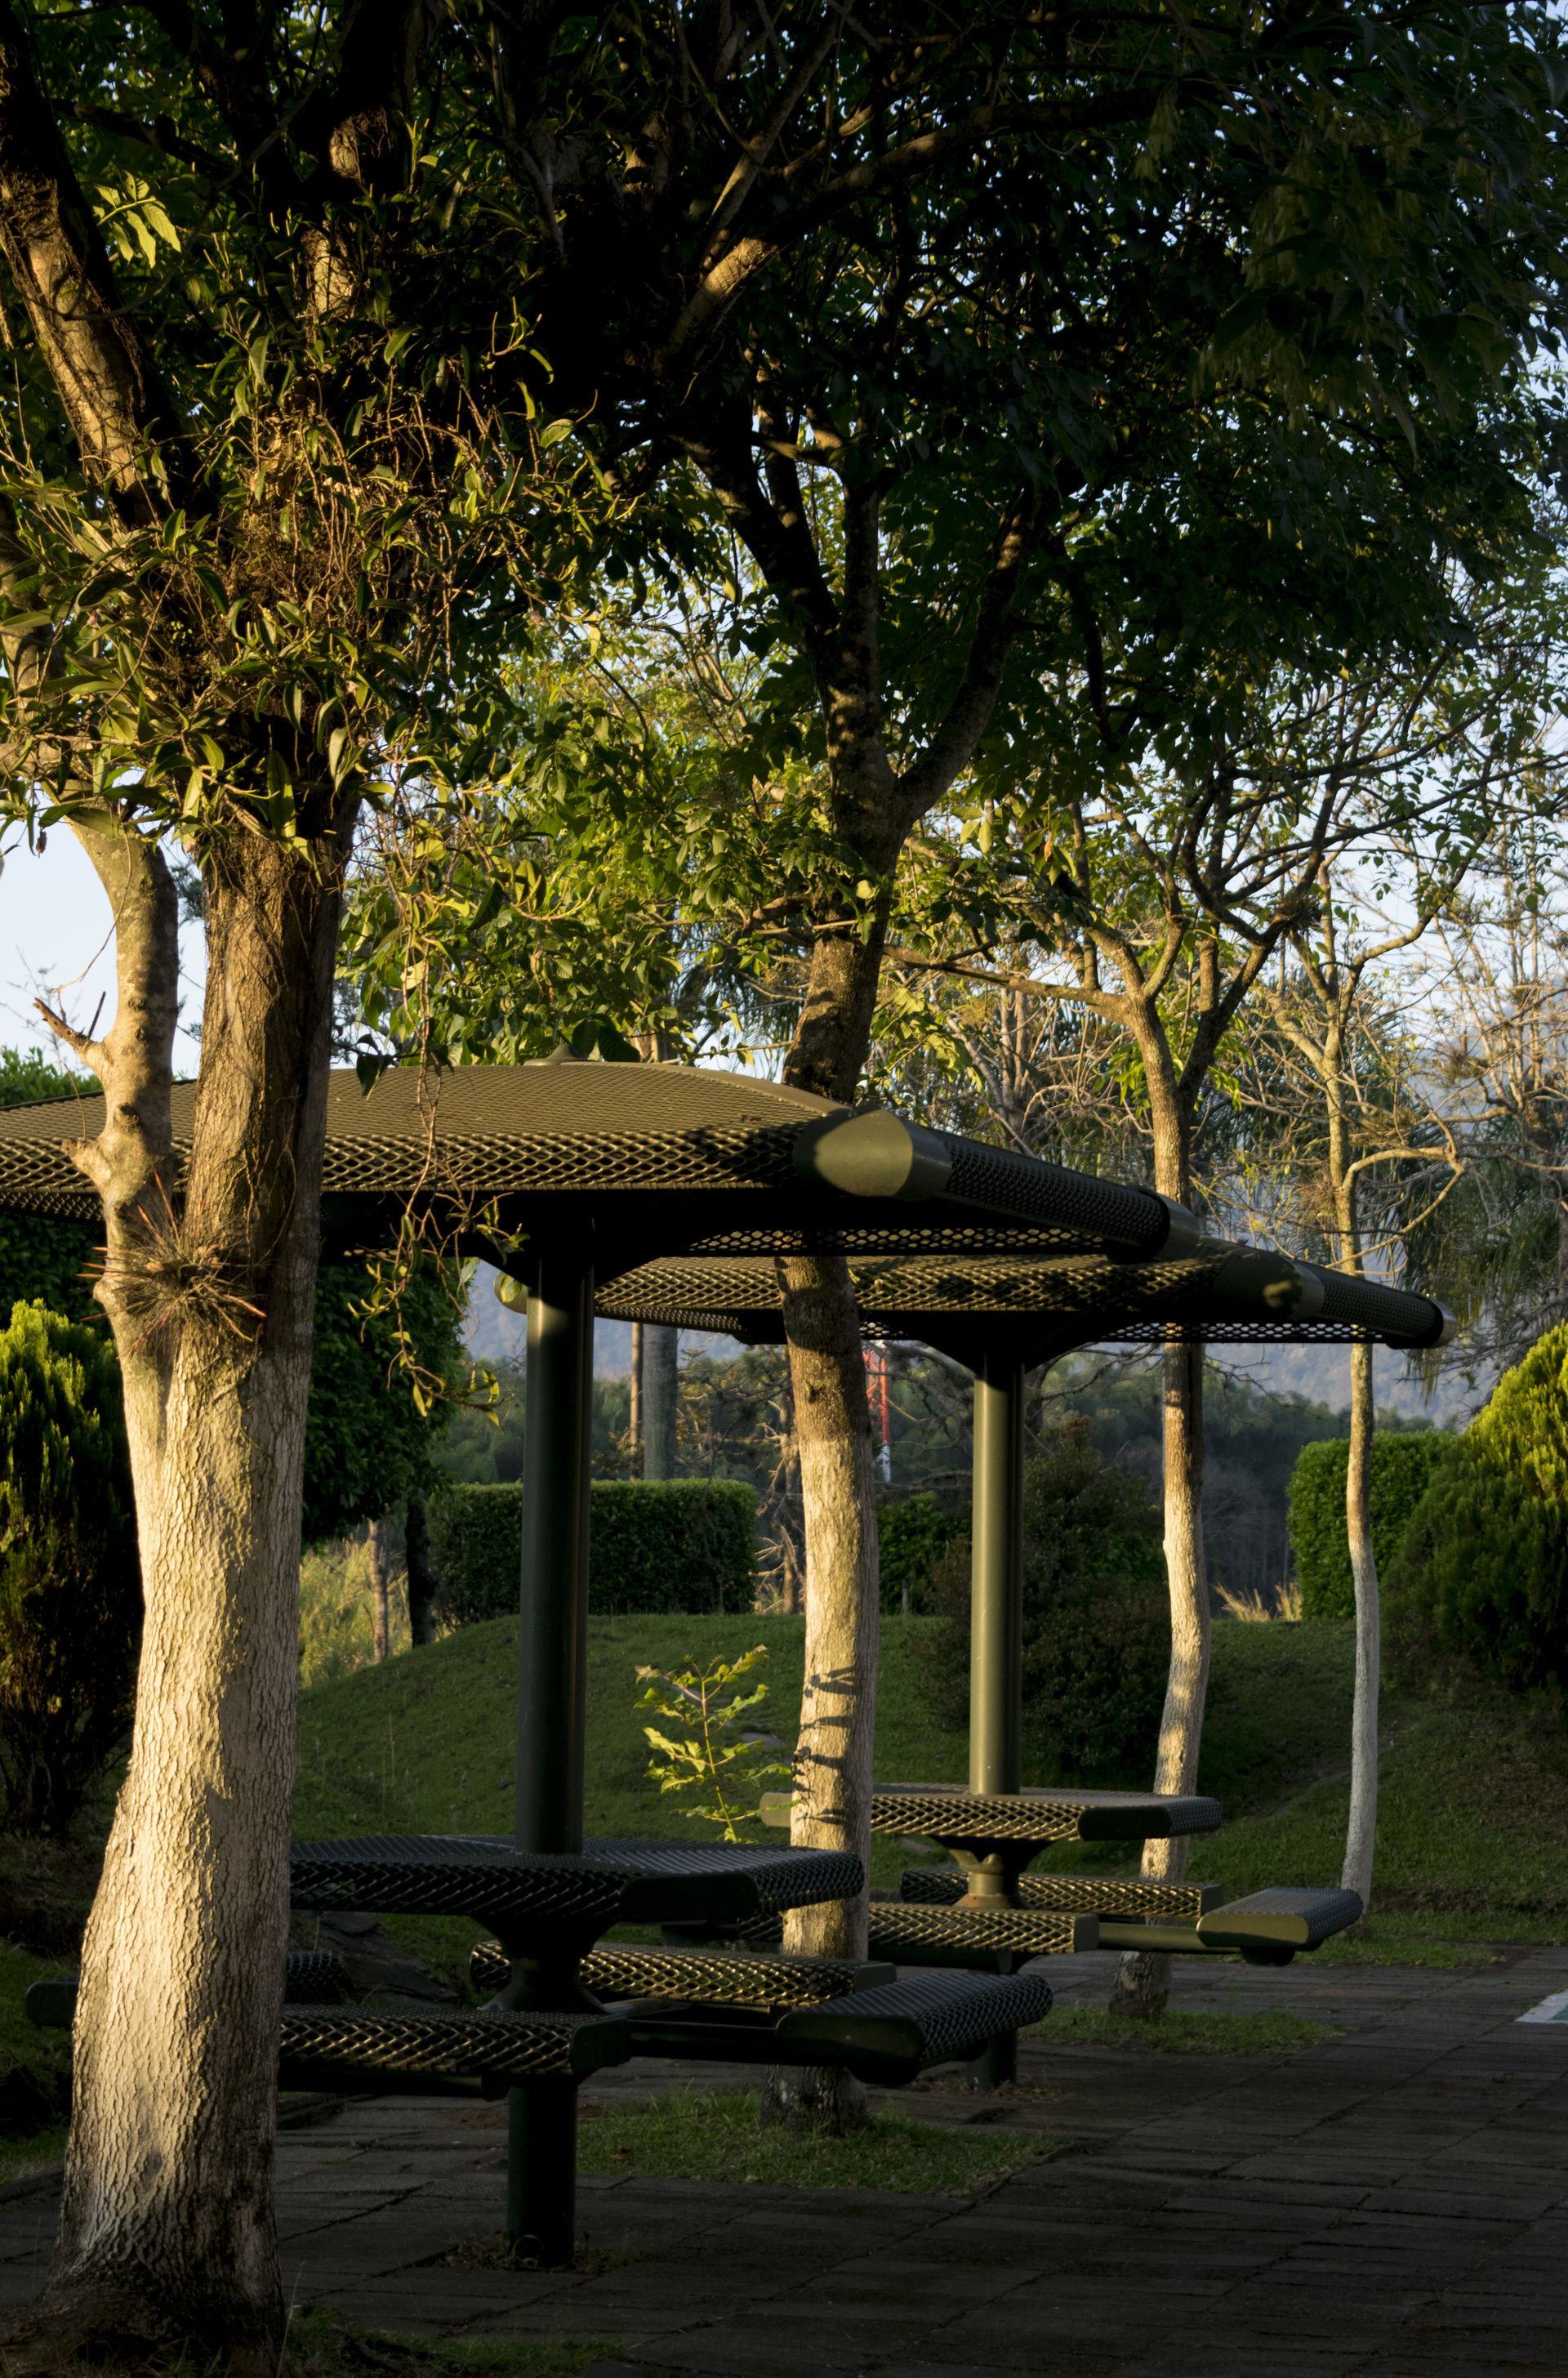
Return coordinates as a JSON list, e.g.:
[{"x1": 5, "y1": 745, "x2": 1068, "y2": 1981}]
[
  {"x1": 1098, "y1": 1887, "x2": 1365, "y2": 1964},
  {"x1": 277, "y1": 2001, "x2": 630, "y2": 2092},
  {"x1": 900, "y1": 1867, "x2": 1224, "y2": 1921},
  {"x1": 470, "y1": 1939, "x2": 895, "y2": 2013},
  {"x1": 868, "y1": 1900, "x2": 1097, "y2": 1965},
  {"x1": 776, "y1": 1971, "x2": 1055, "y2": 2084},
  {"x1": 288, "y1": 1833, "x2": 862, "y2": 1945}
]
